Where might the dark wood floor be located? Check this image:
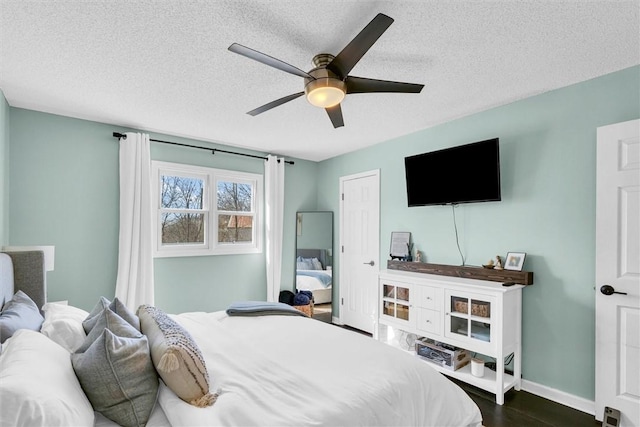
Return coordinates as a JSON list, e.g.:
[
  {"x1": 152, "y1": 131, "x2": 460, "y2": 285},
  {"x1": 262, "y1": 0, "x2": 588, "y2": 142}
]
[
  {"x1": 453, "y1": 379, "x2": 600, "y2": 427},
  {"x1": 317, "y1": 311, "x2": 599, "y2": 426}
]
